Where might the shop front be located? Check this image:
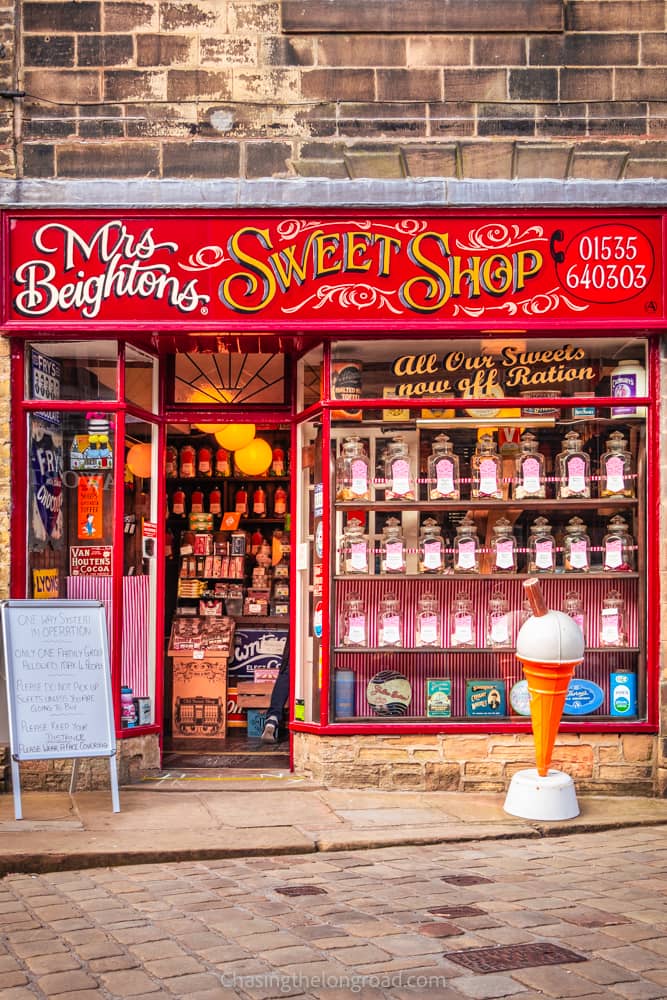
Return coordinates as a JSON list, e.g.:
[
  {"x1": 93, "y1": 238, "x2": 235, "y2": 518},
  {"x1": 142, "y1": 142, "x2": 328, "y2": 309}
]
[{"x1": 1, "y1": 208, "x2": 662, "y2": 793}]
